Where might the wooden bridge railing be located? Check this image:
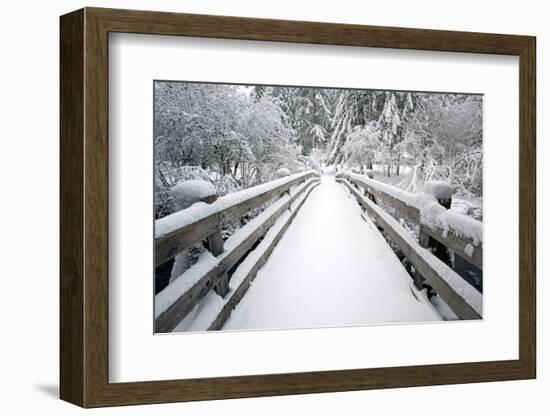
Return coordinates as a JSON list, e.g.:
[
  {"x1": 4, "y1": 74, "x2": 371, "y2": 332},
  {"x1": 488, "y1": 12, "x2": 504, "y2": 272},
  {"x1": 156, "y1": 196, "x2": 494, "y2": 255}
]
[
  {"x1": 336, "y1": 171, "x2": 482, "y2": 320},
  {"x1": 155, "y1": 171, "x2": 321, "y2": 332},
  {"x1": 341, "y1": 172, "x2": 482, "y2": 270}
]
